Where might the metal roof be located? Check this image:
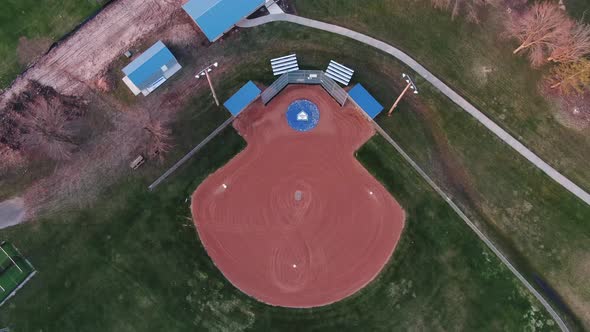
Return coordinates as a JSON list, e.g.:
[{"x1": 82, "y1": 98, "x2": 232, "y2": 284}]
[
  {"x1": 121, "y1": 41, "x2": 179, "y2": 90},
  {"x1": 348, "y1": 84, "x2": 383, "y2": 119},
  {"x1": 182, "y1": 0, "x2": 264, "y2": 42},
  {"x1": 224, "y1": 81, "x2": 261, "y2": 116}
]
